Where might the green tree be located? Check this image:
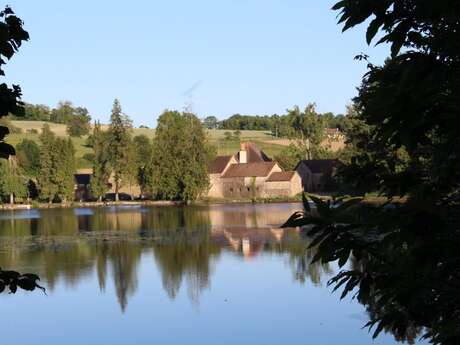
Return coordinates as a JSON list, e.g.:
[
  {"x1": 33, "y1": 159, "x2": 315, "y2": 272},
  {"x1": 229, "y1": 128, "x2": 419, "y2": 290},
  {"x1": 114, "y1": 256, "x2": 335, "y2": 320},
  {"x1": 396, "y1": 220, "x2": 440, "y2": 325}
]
[
  {"x1": 55, "y1": 137, "x2": 76, "y2": 202},
  {"x1": 16, "y1": 139, "x2": 40, "y2": 177},
  {"x1": 132, "y1": 134, "x2": 153, "y2": 196},
  {"x1": 37, "y1": 124, "x2": 76, "y2": 203},
  {"x1": 203, "y1": 116, "x2": 218, "y2": 129},
  {"x1": 274, "y1": 144, "x2": 304, "y2": 171},
  {"x1": 106, "y1": 99, "x2": 132, "y2": 201},
  {"x1": 37, "y1": 124, "x2": 58, "y2": 202},
  {"x1": 0, "y1": 157, "x2": 27, "y2": 204},
  {"x1": 90, "y1": 122, "x2": 110, "y2": 201},
  {"x1": 288, "y1": 103, "x2": 325, "y2": 160},
  {"x1": 66, "y1": 112, "x2": 91, "y2": 137},
  {"x1": 148, "y1": 110, "x2": 214, "y2": 201}
]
